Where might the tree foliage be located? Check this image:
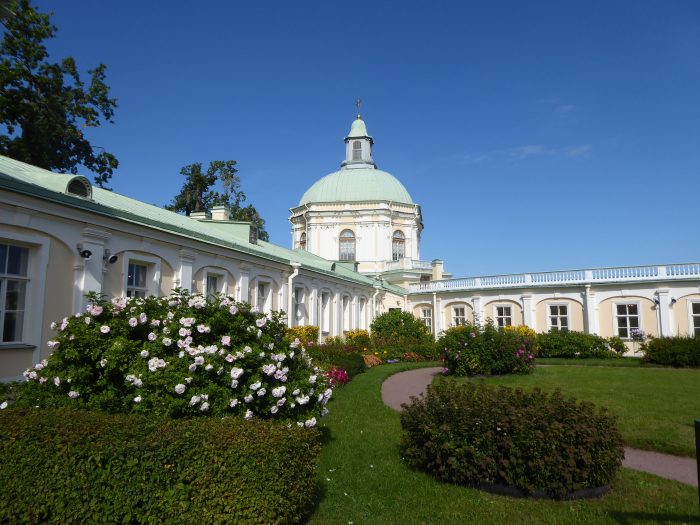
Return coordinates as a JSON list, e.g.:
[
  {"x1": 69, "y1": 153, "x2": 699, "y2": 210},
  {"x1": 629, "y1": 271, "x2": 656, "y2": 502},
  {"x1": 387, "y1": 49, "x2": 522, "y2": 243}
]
[
  {"x1": 0, "y1": 0, "x2": 118, "y2": 187},
  {"x1": 166, "y1": 160, "x2": 269, "y2": 241}
]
